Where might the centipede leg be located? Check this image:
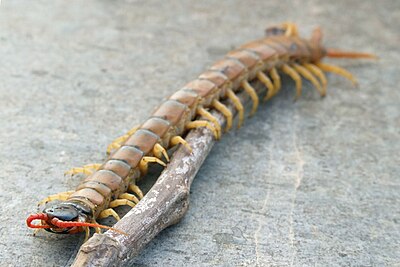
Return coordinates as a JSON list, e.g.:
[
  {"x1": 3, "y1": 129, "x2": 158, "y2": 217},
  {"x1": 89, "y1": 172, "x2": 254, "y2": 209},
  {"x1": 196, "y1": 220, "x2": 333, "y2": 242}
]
[
  {"x1": 170, "y1": 136, "x2": 192, "y2": 152},
  {"x1": 226, "y1": 89, "x2": 244, "y2": 128},
  {"x1": 303, "y1": 63, "x2": 328, "y2": 94},
  {"x1": 212, "y1": 99, "x2": 233, "y2": 132},
  {"x1": 267, "y1": 22, "x2": 299, "y2": 37},
  {"x1": 83, "y1": 227, "x2": 90, "y2": 243},
  {"x1": 106, "y1": 125, "x2": 140, "y2": 155},
  {"x1": 241, "y1": 80, "x2": 259, "y2": 115},
  {"x1": 256, "y1": 71, "x2": 275, "y2": 102},
  {"x1": 269, "y1": 67, "x2": 281, "y2": 96},
  {"x1": 88, "y1": 220, "x2": 102, "y2": 234},
  {"x1": 185, "y1": 120, "x2": 219, "y2": 139},
  {"x1": 139, "y1": 156, "x2": 167, "y2": 175},
  {"x1": 315, "y1": 62, "x2": 358, "y2": 86},
  {"x1": 92, "y1": 220, "x2": 101, "y2": 234},
  {"x1": 153, "y1": 143, "x2": 170, "y2": 162},
  {"x1": 283, "y1": 22, "x2": 299, "y2": 37},
  {"x1": 119, "y1": 193, "x2": 140, "y2": 204},
  {"x1": 64, "y1": 163, "x2": 102, "y2": 176},
  {"x1": 106, "y1": 135, "x2": 129, "y2": 155},
  {"x1": 196, "y1": 107, "x2": 222, "y2": 139},
  {"x1": 37, "y1": 191, "x2": 75, "y2": 206},
  {"x1": 98, "y1": 208, "x2": 121, "y2": 221},
  {"x1": 282, "y1": 64, "x2": 303, "y2": 100},
  {"x1": 109, "y1": 199, "x2": 136, "y2": 209},
  {"x1": 129, "y1": 184, "x2": 144, "y2": 199},
  {"x1": 33, "y1": 229, "x2": 42, "y2": 236},
  {"x1": 292, "y1": 63, "x2": 325, "y2": 97}
]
